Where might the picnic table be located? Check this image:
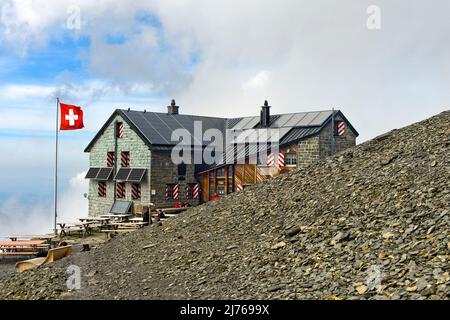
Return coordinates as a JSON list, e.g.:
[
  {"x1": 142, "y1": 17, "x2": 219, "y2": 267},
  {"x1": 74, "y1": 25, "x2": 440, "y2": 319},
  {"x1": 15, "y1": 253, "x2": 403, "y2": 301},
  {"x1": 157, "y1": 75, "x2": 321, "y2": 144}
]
[
  {"x1": 58, "y1": 222, "x2": 95, "y2": 238},
  {"x1": 100, "y1": 214, "x2": 131, "y2": 222},
  {"x1": 0, "y1": 240, "x2": 48, "y2": 255}
]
